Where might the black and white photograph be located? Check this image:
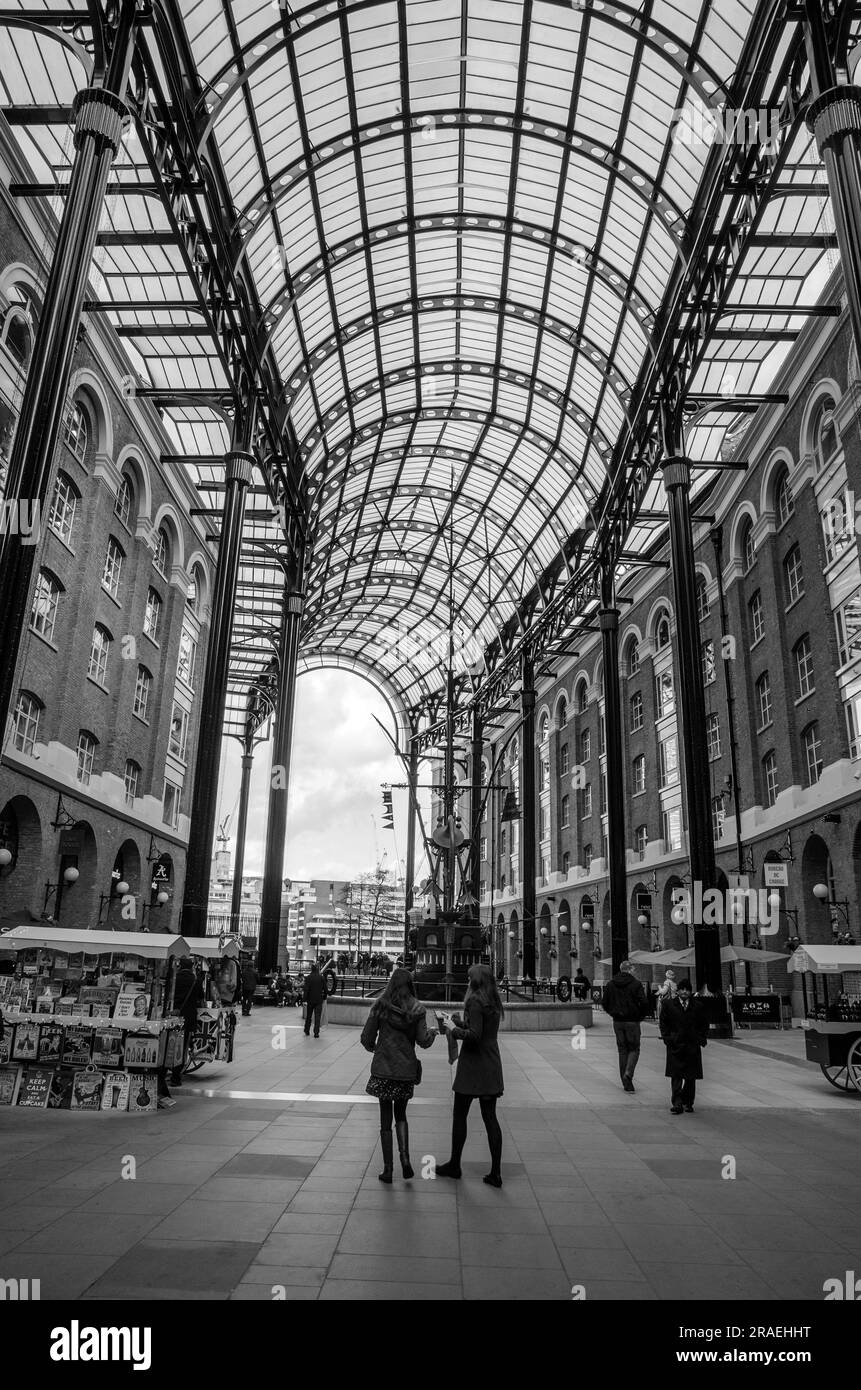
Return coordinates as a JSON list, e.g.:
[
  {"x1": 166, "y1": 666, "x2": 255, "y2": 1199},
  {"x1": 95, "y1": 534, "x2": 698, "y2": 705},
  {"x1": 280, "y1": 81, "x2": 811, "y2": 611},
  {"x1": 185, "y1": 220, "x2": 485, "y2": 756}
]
[{"x1": 0, "y1": 0, "x2": 859, "y2": 1364}]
